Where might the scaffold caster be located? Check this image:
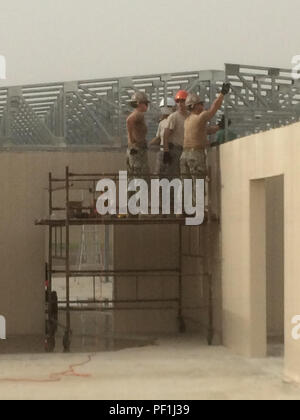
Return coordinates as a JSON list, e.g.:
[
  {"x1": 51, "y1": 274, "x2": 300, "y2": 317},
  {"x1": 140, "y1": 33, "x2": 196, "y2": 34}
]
[
  {"x1": 207, "y1": 330, "x2": 213, "y2": 346},
  {"x1": 63, "y1": 330, "x2": 71, "y2": 353},
  {"x1": 178, "y1": 317, "x2": 186, "y2": 334},
  {"x1": 45, "y1": 336, "x2": 56, "y2": 353},
  {"x1": 48, "y1": 292, "x2": 58, "y2": 334}
]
